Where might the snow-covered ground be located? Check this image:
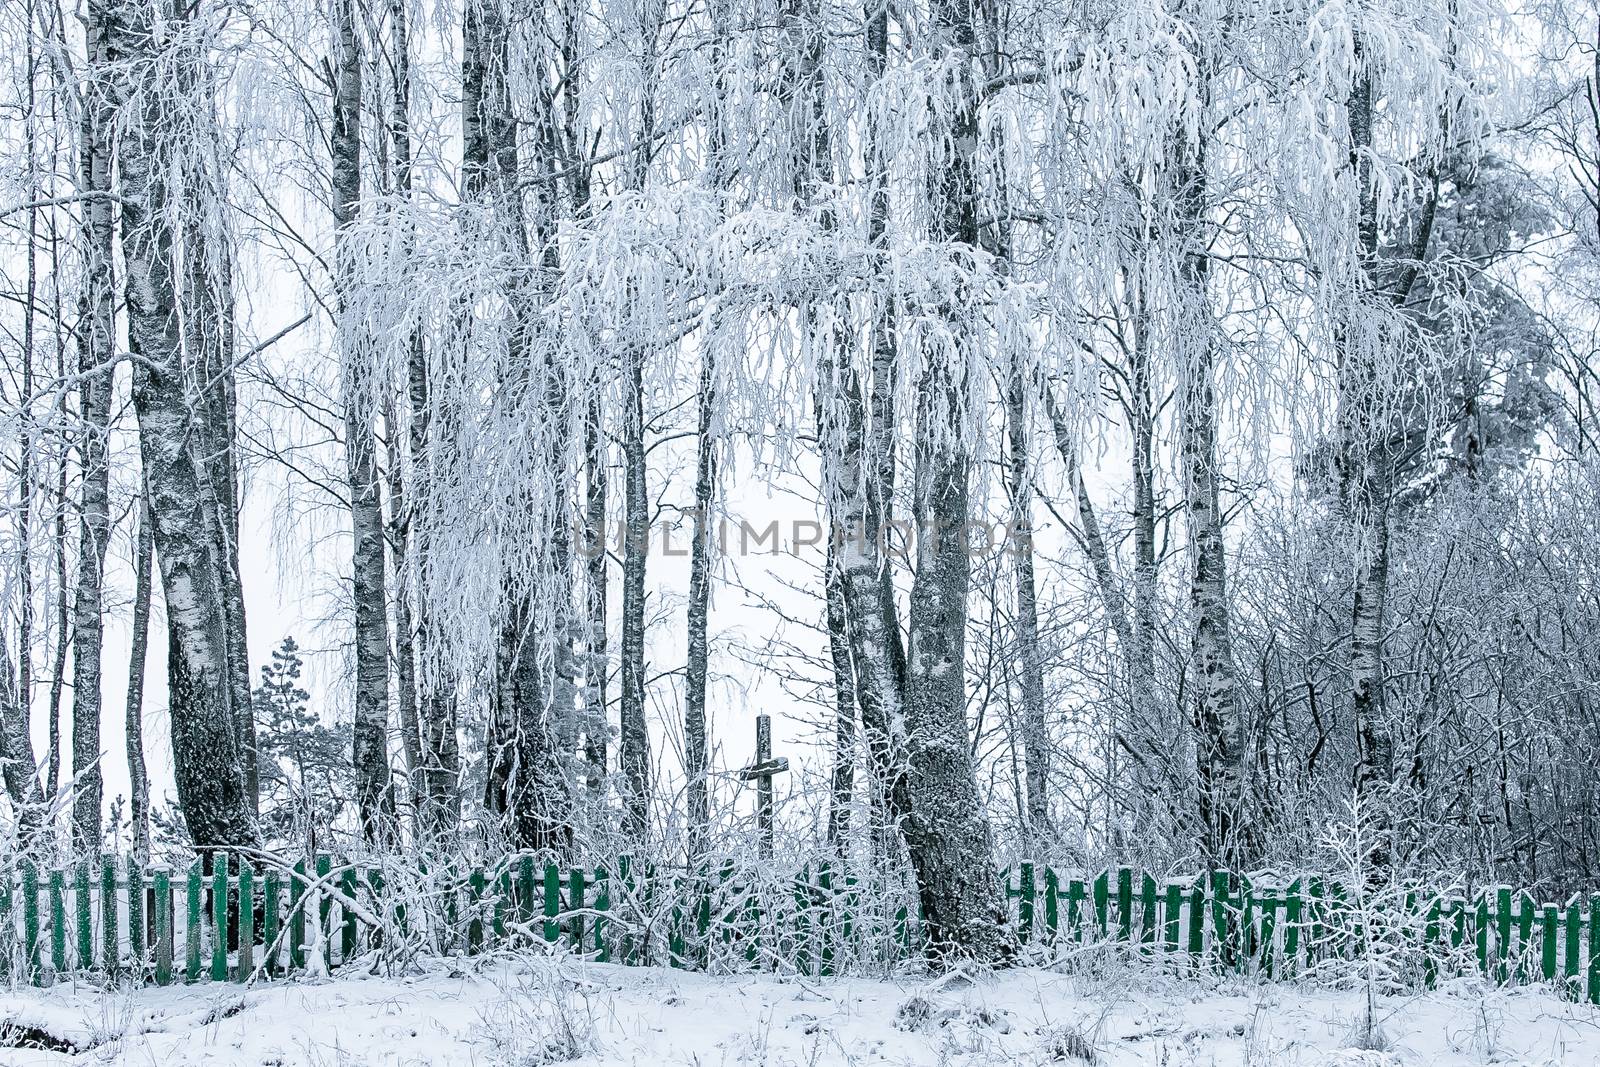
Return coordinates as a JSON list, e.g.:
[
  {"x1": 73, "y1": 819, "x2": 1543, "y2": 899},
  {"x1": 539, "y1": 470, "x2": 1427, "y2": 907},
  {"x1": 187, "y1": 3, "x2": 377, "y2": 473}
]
[{"x1": 2, "y1": 957, "x2": 1597, "y2": 1066}]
